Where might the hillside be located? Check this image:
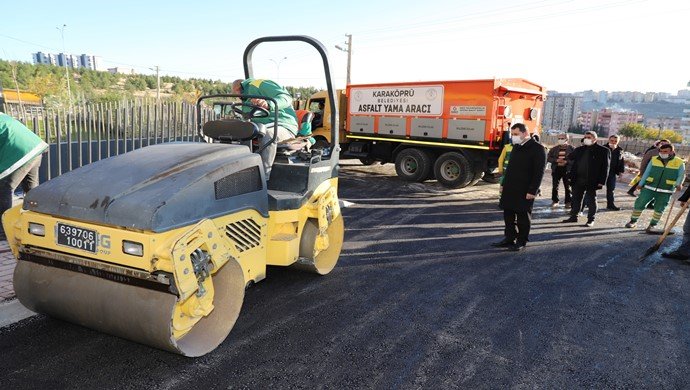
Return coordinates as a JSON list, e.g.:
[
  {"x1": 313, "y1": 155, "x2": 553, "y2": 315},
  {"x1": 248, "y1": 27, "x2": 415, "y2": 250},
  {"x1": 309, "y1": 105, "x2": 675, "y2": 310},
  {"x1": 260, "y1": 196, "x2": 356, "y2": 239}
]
[
  {"x1": 0, "y1": 59, "x2": 318, "y2": 106},
  {"x1": 581, "y1": 100, "x2": 687, "y2": 119}
]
